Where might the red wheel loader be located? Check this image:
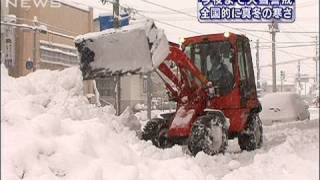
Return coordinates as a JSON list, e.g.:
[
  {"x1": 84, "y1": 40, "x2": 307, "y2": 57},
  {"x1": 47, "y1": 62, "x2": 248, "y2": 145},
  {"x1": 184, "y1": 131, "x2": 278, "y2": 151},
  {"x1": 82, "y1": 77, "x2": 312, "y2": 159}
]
[{"x1": 75, "y1": 20, "x2": 263, "y2": 156}]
